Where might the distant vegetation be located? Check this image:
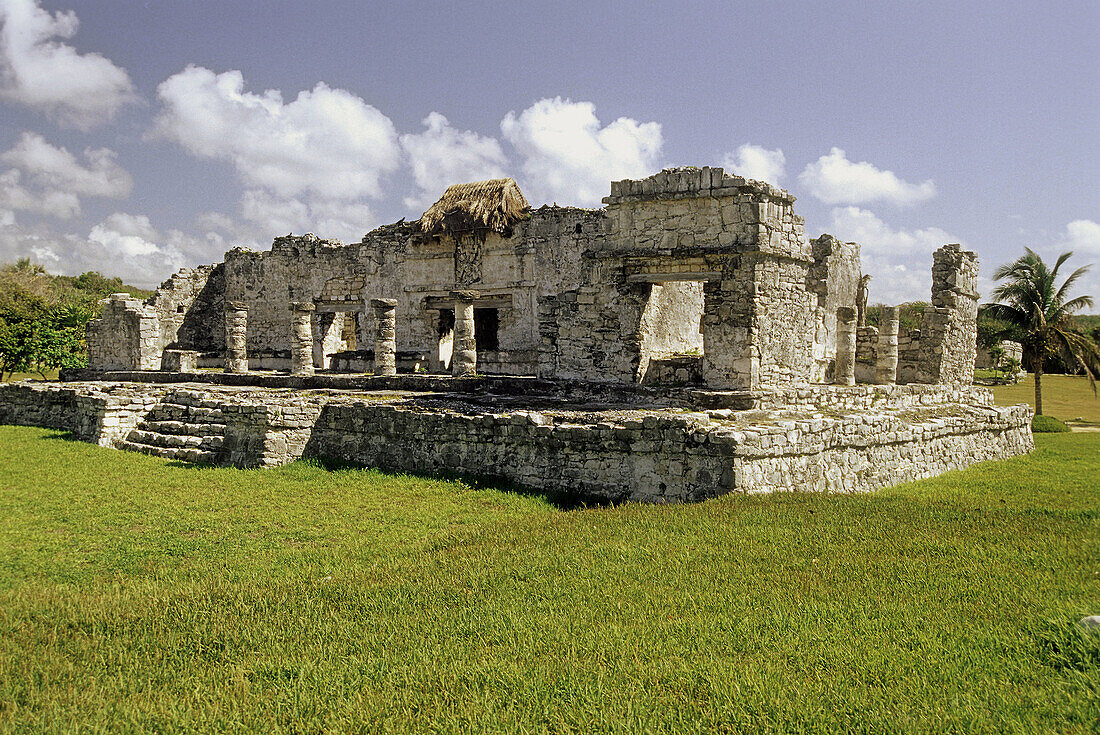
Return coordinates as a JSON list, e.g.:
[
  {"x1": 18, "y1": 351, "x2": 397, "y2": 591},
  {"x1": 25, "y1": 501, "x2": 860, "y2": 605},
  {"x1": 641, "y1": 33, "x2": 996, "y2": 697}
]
[{"x1": 0, "y1": 259, "x2": 151, "y2": 380}]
